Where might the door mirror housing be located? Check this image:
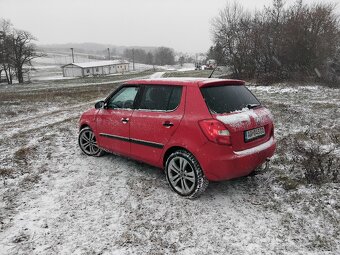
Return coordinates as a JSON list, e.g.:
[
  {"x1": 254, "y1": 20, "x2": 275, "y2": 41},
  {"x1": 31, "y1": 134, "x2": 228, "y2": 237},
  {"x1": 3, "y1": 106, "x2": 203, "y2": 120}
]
[{"x1": 95, "y1": 101, "x2": 105, "y2": 109}]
